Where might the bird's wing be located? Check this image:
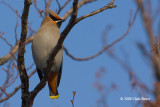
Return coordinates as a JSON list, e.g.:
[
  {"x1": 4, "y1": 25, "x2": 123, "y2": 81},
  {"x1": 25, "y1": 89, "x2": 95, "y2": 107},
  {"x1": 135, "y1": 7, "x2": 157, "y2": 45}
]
[
  {"x1": 57, "y1": 58, "x2": 63, "y2": 87},
  {"x1": 36, "y1": 67, "x2": 44, "y2": 81}
]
